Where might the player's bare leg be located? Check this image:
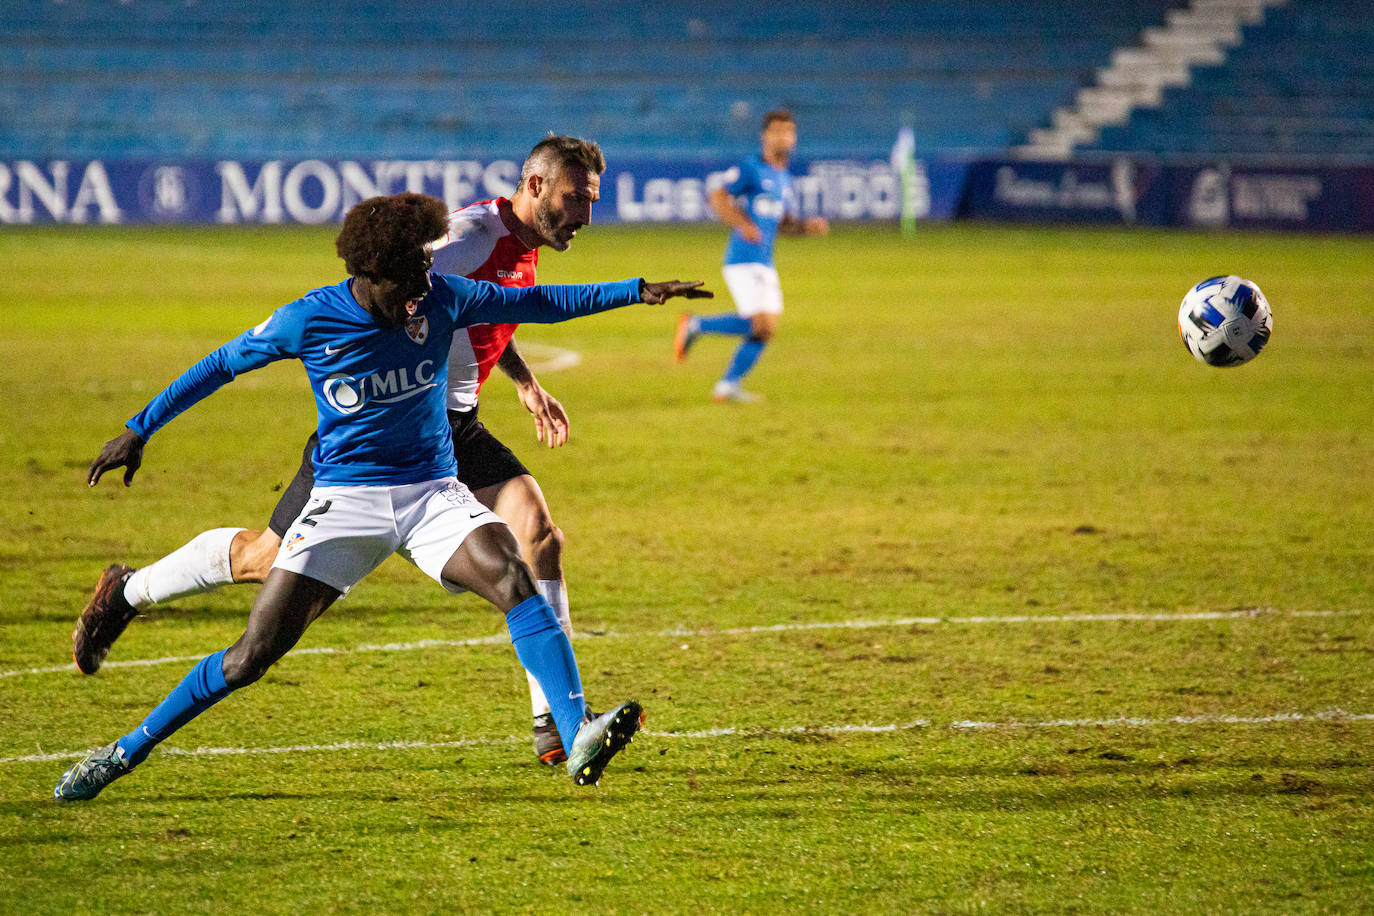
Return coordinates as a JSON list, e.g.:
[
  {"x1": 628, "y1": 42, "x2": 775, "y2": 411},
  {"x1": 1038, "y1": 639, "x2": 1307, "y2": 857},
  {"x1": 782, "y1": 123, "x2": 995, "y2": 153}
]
[
  {"x1": 749, "y1": 312, "x2": 779, "y2": 343},
  {"x1": 220, "y1": 570, "x2": 340, "y2": 687},
  {"x1": 439, "y1": 521, "x2": 538, "y2": 612},
  {"x1": 473, "y1": 475, "x2": 564, "y2": 583},
  {"x1": 228, "y1": 528, "x2": 283, "y2": 583},
  {"x1": 473, "y1": 474, "x2": 573, "y2": 764}
]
